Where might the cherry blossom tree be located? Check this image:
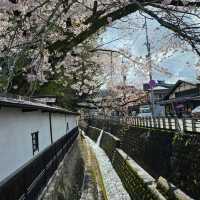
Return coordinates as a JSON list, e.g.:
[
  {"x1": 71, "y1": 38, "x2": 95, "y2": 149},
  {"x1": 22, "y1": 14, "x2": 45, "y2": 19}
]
[{"x1": 0, "y1": 0, "x2": 200, "y2": 103}]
